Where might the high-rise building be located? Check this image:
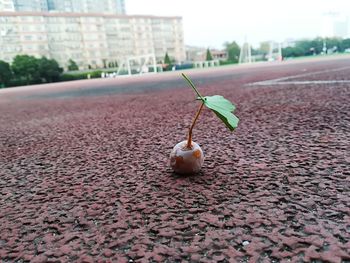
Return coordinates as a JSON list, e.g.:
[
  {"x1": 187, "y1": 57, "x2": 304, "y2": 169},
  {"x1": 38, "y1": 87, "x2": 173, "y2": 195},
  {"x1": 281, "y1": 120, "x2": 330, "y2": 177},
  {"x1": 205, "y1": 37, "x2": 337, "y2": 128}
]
[
  {"x1": 47, "y1": 0, "x2": 126, "y2": 14},
  {"x1": 0, "y1": 0, "x2": 14, "y2": 11},
  {"x1": 115, "y1": 0, "x2": 125, "y2": 14},
  {"x1": 0, "y1": 0, "x2": 126, "y2": 14},
  {"x1": 12, "y1": 0, "x2": 48, "y2": 12},
  {"x1": 47, "y1": 0, "x2": 73, "y2": 12},
  {"x1": 322, "y1": 12, "x2": 350, "y2": 38},
  {"x1": 0, "y1": 12, "x2": 185, "y2": 70}
]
